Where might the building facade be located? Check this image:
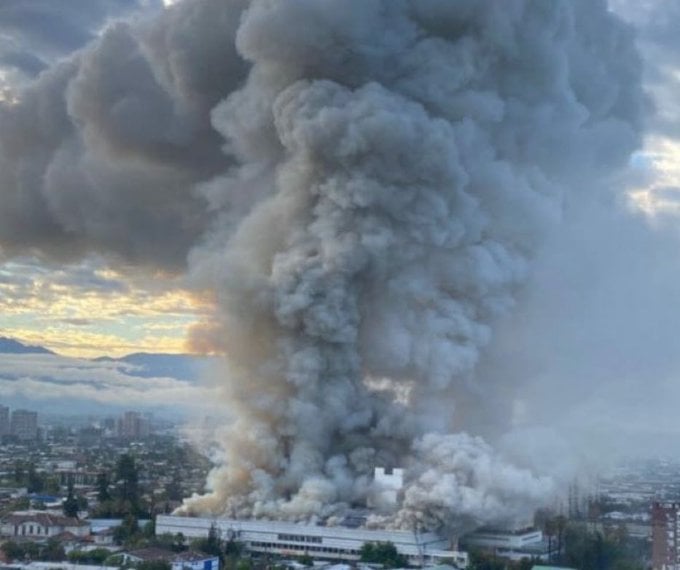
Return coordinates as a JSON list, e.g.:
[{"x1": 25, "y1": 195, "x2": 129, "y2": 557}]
[
  {"x1": 10, "y1": 410, "x2": 38, "y2": 441},
  {"x1": 117, "y1": 411, "x2": 150, "y2": 440},
  {"x1": 124, "y1": 548, "x2": 219, "y2": 570},
  {"x1": 156, "y1": 515, "x2": 468, "y2": 568},
  {"x1": 461, "y1": 528, "x2": 551, "y2": 561},
  {"x1": 652, "y1": 502, "x2": 680, "y2": 570},
  {"x1": 0, "y1": 513, "x2": 89, "y2": 539},
  {"x1": 0, "y1": 405, "x2": 9, "y2": 437}
]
